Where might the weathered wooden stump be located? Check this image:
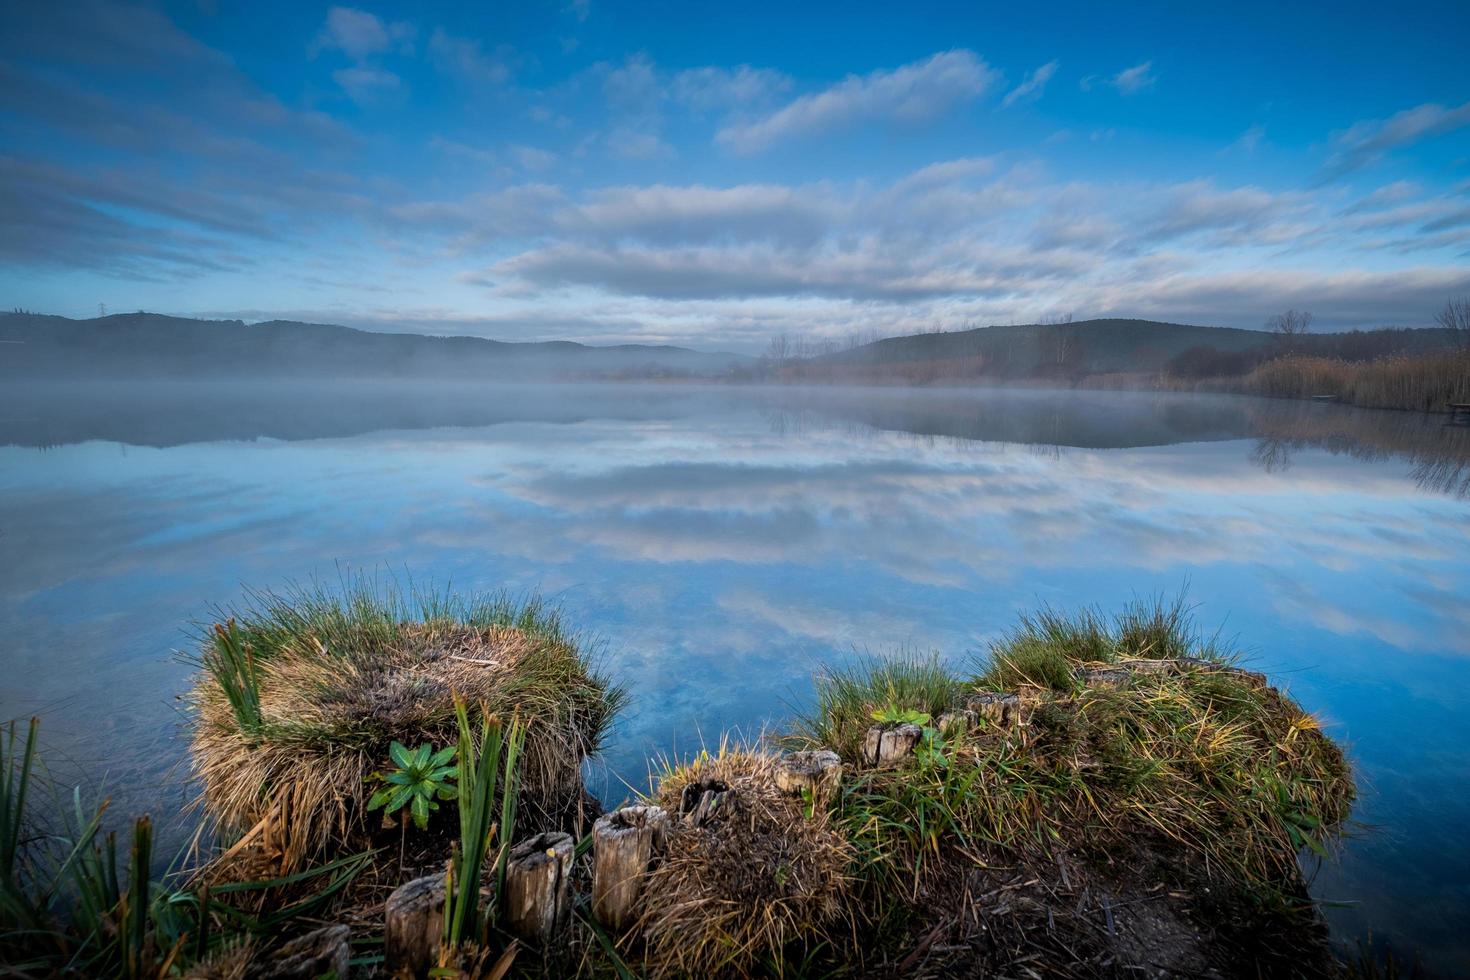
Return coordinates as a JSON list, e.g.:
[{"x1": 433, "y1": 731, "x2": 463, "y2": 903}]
[
  {"x1": 1118, "y1": 658, "x2": 1176, "y2": 676},
  {"x1": 862, "y1": 722, "x2": 923, "y2": 767},
  {"x1": 1076, "y1": 667, "x2": 1130, "y2": 689},
  {"x1": 257, "y1": 924, "x2": 351, "y2": 979},
  {"x1": 1175, "y1": 658, "x2": 1269, "y2": 690},
  {"x1": 774, "y1": 750, "x2": 842, "y2": 798},
  {"x1": 936, "y1": 709, "x2": 976, "y2": 732},
  {"x1": 592, "y1": 805, "x2": 669, "y2": 932},
  {"x1": 965, "y1": 692, "x2": 1023, "y2": 726},
  {"x1": 1175, "y1": 656, "x2": 1218, "y2": 672},
  {"x1": 678, "y1": 778, "x2": 734, "y2": 827},
  {"x1": 384, "y1": 873, "x2": 446, "y2": 978},
  {"x1": 506, "y1": 832, "x2": 575, "y2": 944}
]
